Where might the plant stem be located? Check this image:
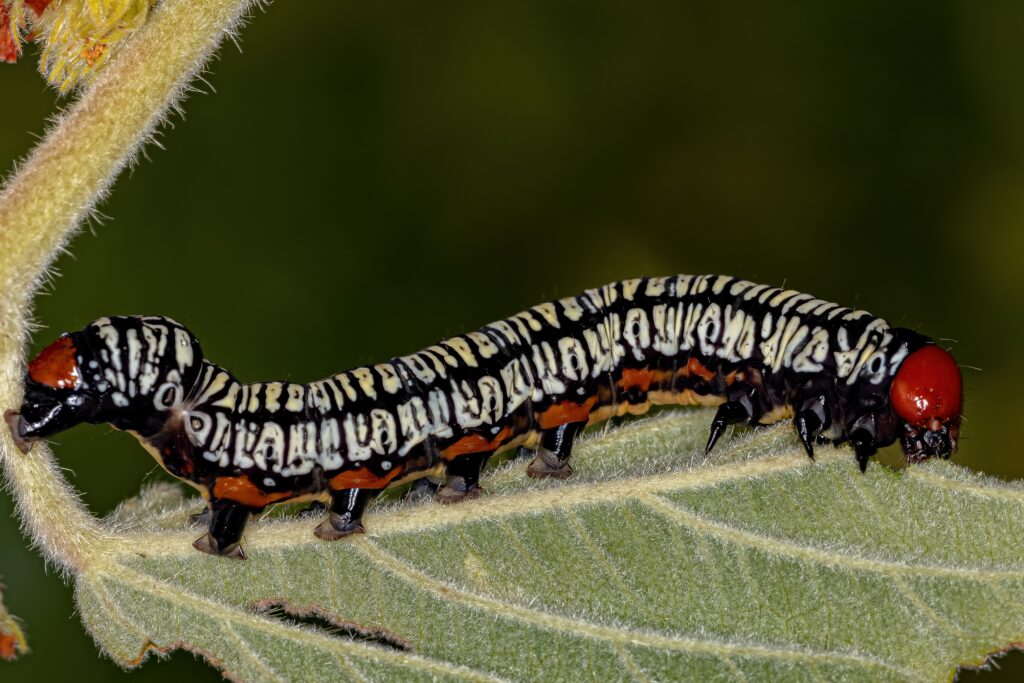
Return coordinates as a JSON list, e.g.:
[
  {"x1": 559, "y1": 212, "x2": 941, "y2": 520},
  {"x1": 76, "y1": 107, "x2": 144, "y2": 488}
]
[{"x1": 0, "y1": 0, "x2": 255, "y2": 571}]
